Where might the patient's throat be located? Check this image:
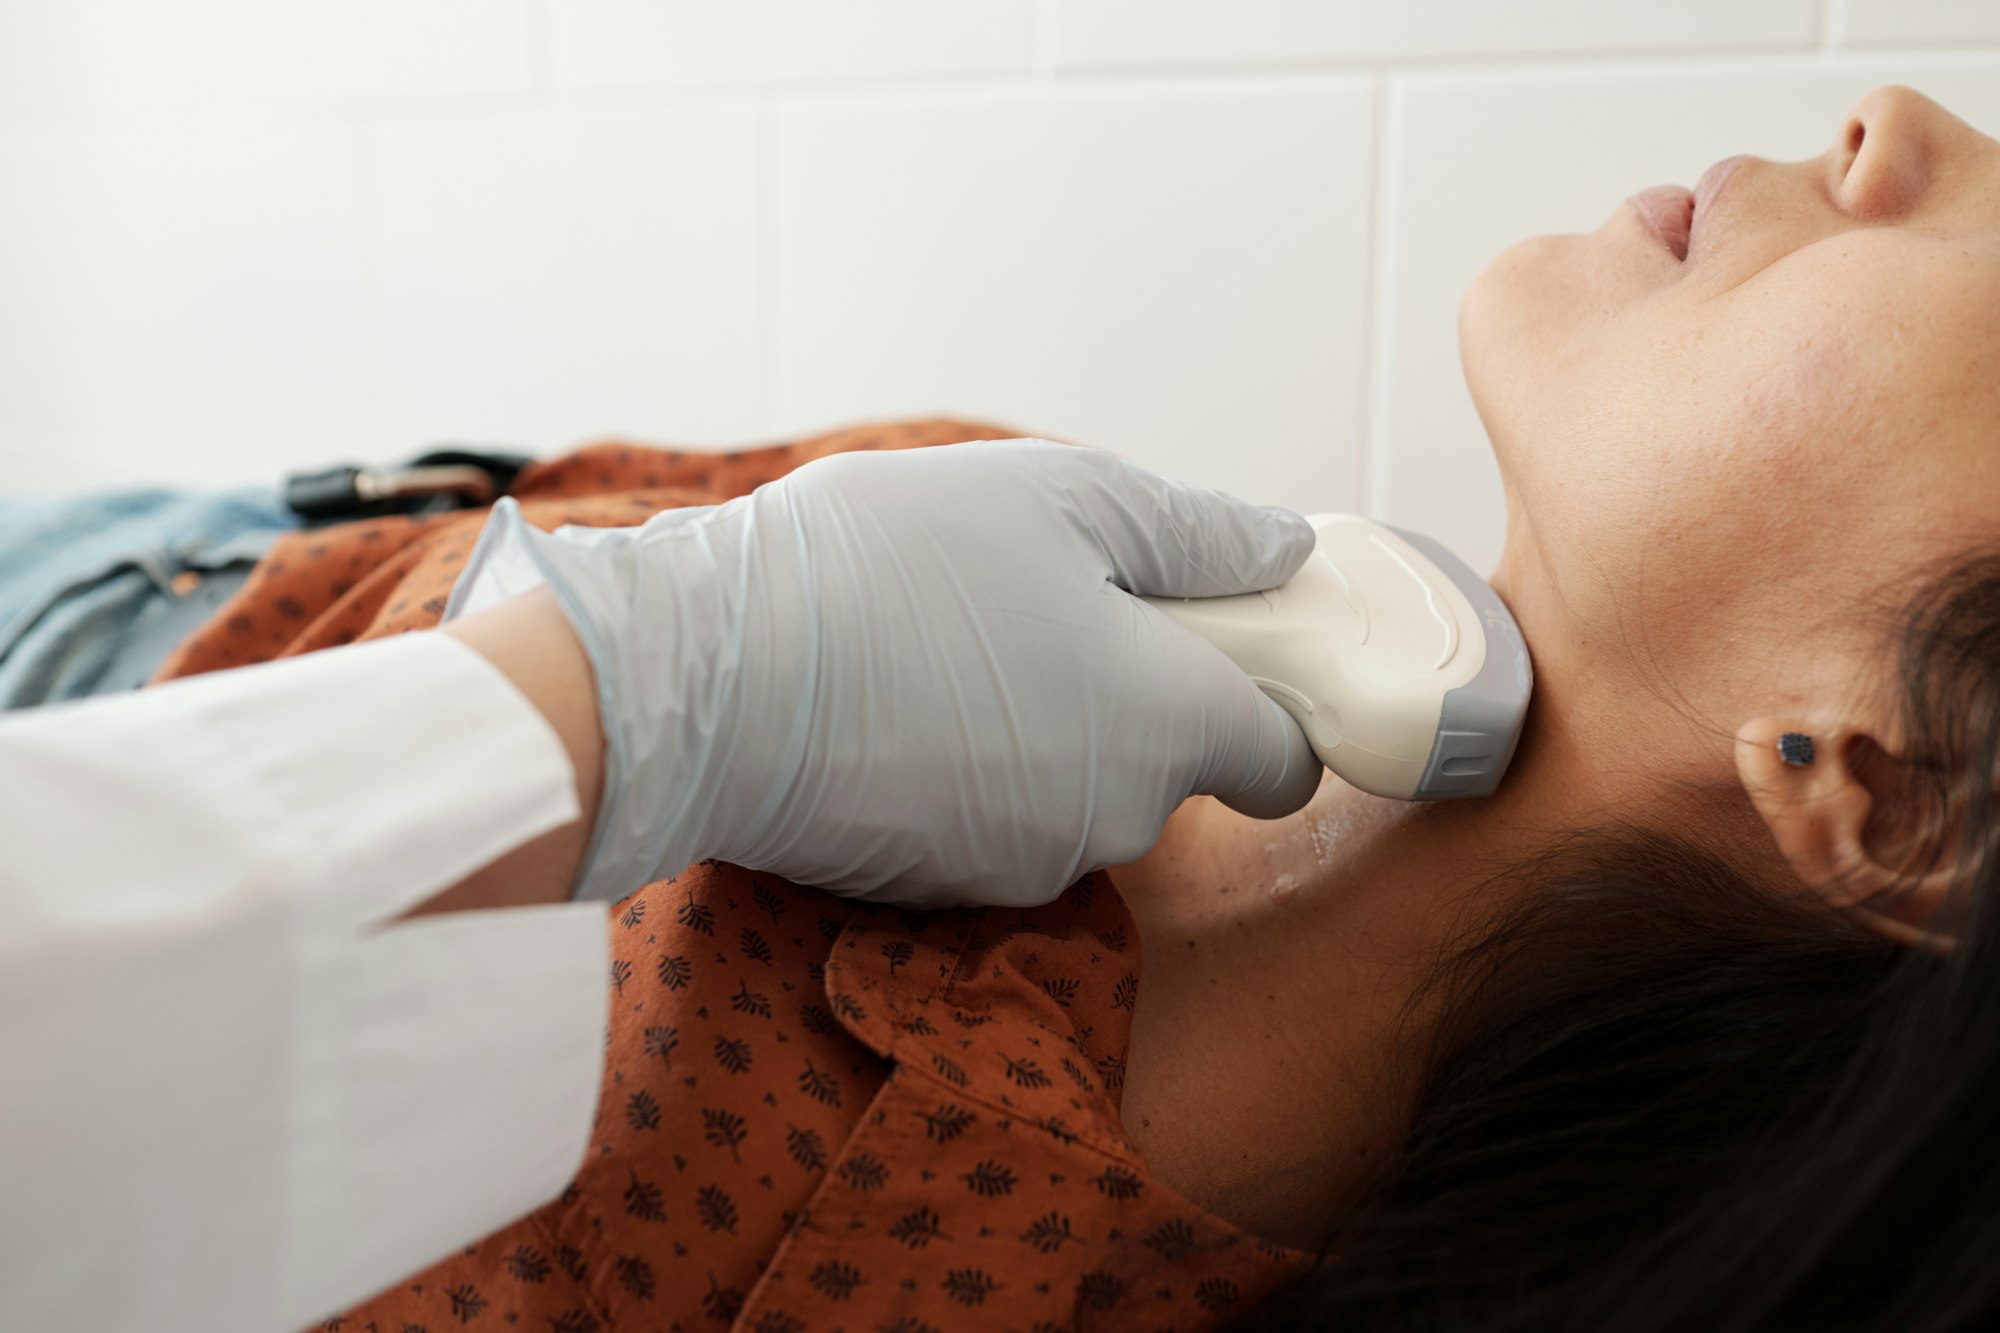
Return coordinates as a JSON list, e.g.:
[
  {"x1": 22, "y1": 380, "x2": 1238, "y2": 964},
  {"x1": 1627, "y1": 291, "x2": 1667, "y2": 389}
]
[{"x1": 1109, "y1": 783, "x2": 1452, "y2": 1250}]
